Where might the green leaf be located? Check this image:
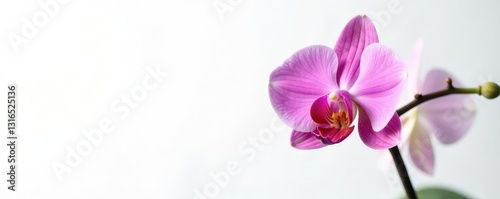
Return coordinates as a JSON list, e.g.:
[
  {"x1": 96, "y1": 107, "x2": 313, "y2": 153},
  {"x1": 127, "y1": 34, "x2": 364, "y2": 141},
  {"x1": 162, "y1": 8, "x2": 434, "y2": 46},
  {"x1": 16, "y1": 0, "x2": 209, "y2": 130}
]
[{"x1": 400, "y1": 187, "x2": 469, "y2": 199}]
